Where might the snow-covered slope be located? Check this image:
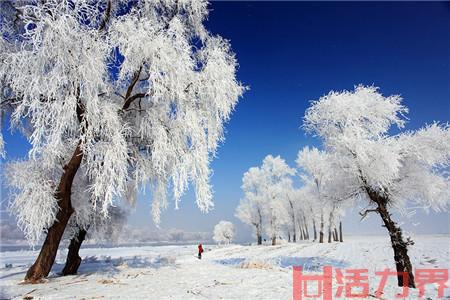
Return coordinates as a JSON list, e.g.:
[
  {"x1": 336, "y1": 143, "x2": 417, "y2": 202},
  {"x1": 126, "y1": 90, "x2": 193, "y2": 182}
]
[{"x1": 1, "y1": 235, "x2": 448, "y2": 299}]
